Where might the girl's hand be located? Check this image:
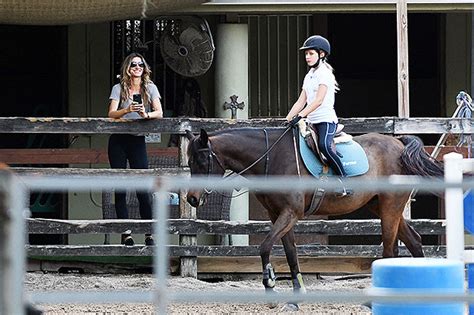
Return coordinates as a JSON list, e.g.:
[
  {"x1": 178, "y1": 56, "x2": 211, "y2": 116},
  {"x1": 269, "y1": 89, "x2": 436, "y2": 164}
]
[{"x1": 288, "y1": 115, "x2": 302, "y2": 127}]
